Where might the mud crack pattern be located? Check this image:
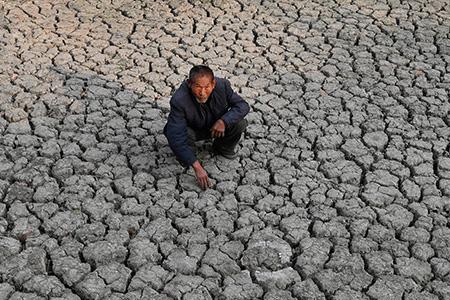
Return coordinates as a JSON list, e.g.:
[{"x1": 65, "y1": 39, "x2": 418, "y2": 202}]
[{"x1": 1, "y1": 0, "x2": 450, "y2": 299}]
